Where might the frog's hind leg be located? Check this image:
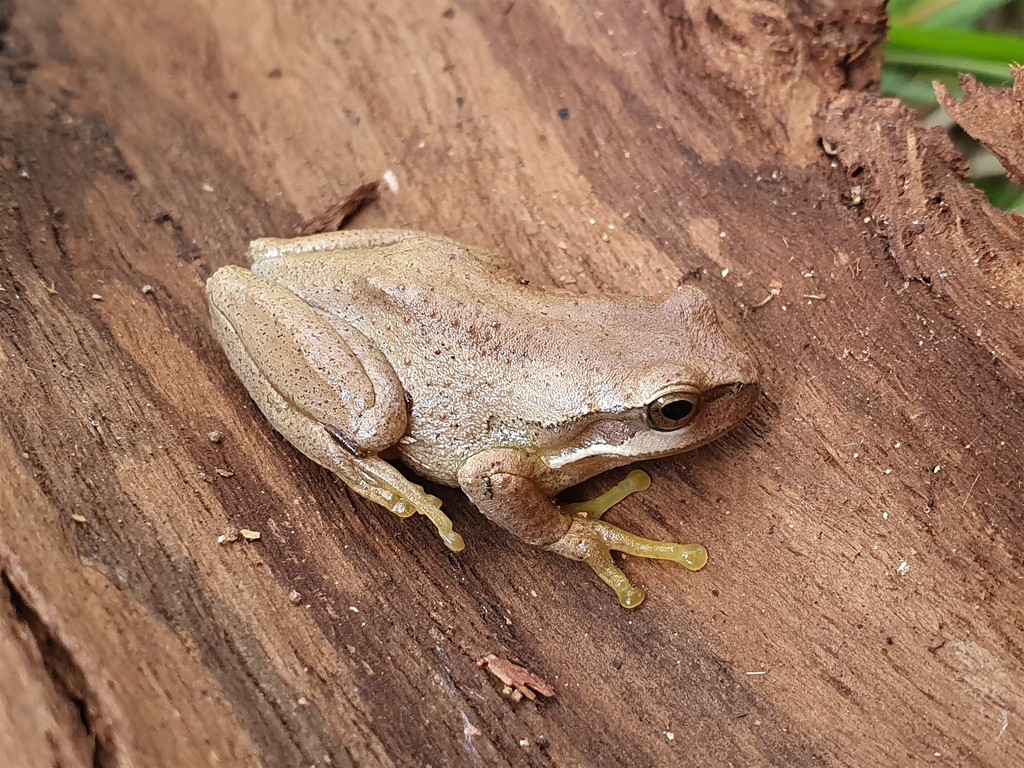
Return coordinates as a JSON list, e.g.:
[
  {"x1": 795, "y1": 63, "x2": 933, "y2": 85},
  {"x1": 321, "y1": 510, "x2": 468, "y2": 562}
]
[
  {"x1": 244, "y1": 228, "x2": 491, "y2": 269},
  {"x1": 246, "y1": 229, "x2": 417, "y2": 265},
  {"x1": 227, "y1": 357, "x2": 465, "y2": 552},
  {"x1": 208, "y1": 266, "x2": 463, "y2": 551},
  {"x1": 208, "y1": 266, "x2": 407, "y2": 453}
]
